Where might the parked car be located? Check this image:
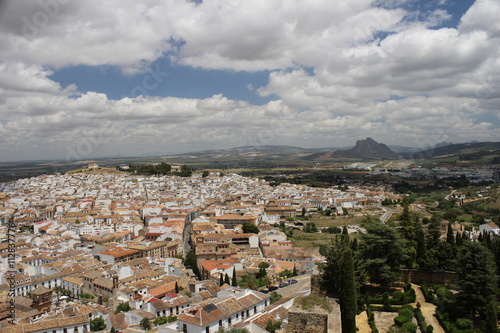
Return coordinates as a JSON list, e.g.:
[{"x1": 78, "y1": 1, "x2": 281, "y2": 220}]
[
  {"x1": 260, "y1": 289, "x2": 269, "y2": 294},
  {"x1": 288, "y1": 279, "x2": 298, "y2": 284},
  {"x1": 279, "y1": 282, "x2": 290, "y2": 288},
  {"x1": 268, "y1": 286, "x2": 279, "y2": 291}
]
